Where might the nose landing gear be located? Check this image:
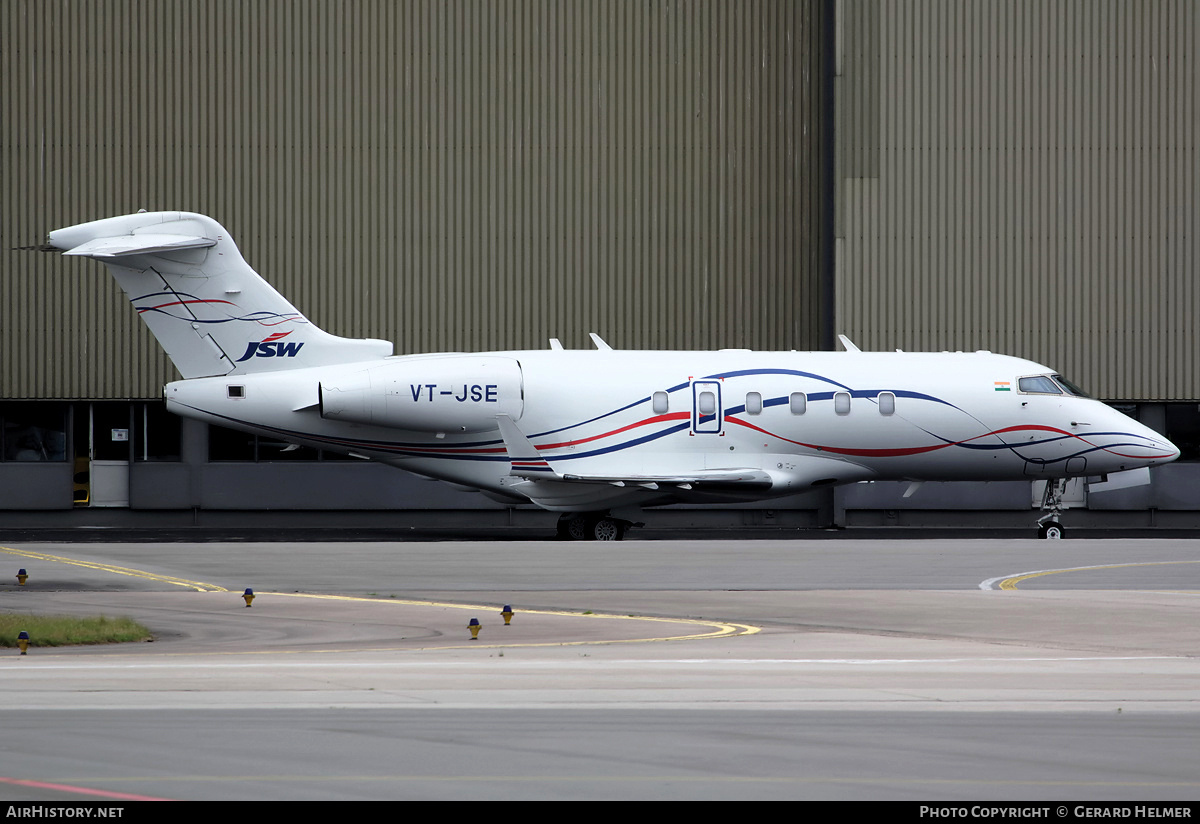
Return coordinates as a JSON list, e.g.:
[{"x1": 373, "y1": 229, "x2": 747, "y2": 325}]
[
  {"x1": 1037, "y1": 520, "x2": 1065, "y2": 539},
  {"x1": 1036, "y1": 478, "x2": 1068, "y2": 539}
]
